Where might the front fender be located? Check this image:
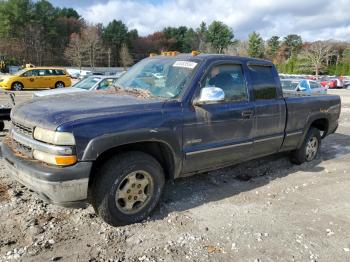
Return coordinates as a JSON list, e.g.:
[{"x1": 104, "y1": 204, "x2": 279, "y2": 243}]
[{"x1": 81, "y1": 127, "x2": 183, "y2": 175}]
